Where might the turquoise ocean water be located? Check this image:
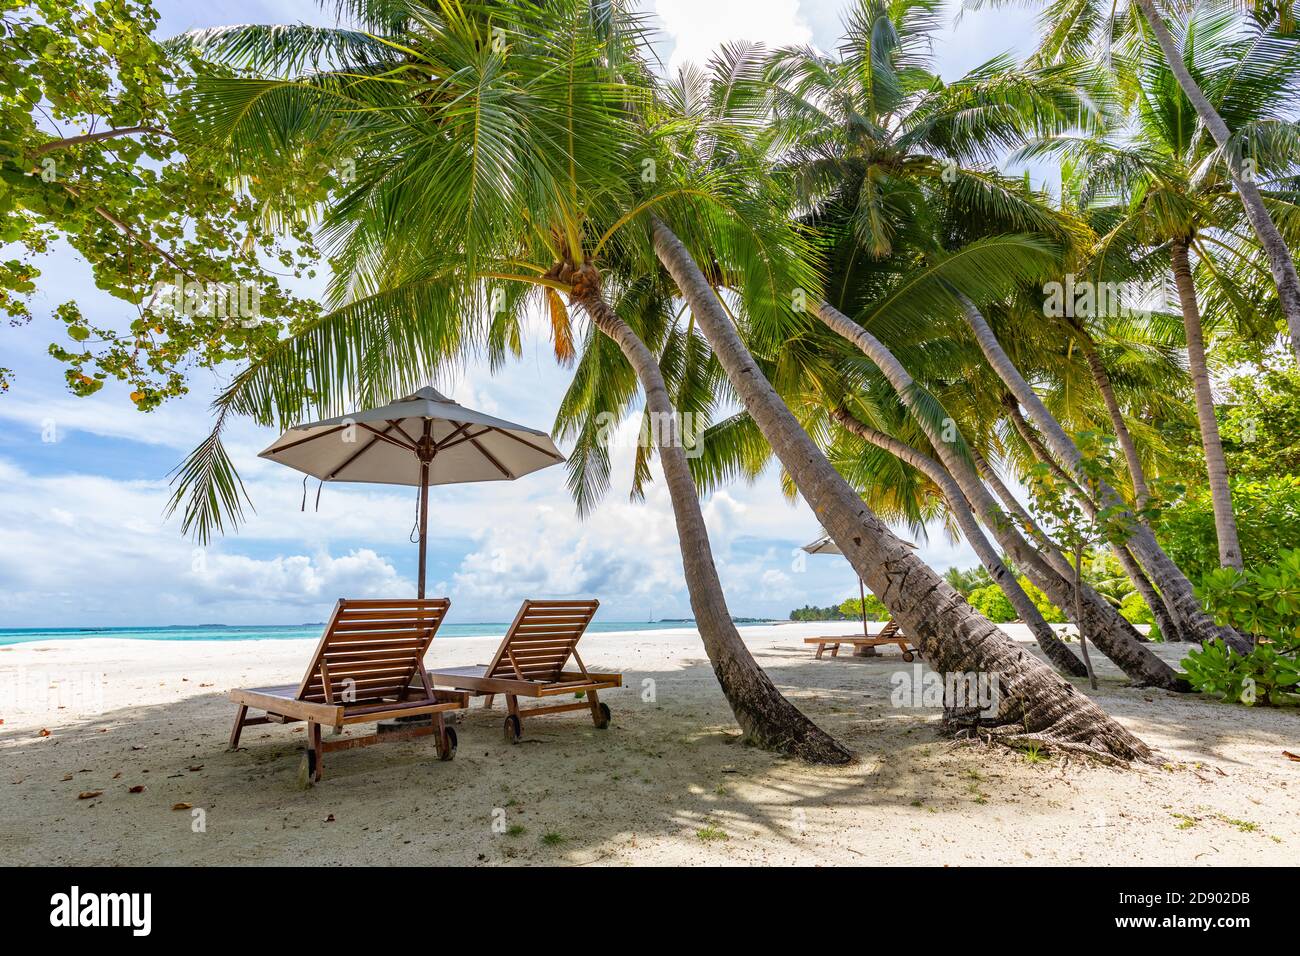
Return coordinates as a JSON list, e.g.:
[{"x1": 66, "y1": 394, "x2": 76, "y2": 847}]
[{"x1": 0, "y1": 619, "x2": 773, "y2": 647}]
